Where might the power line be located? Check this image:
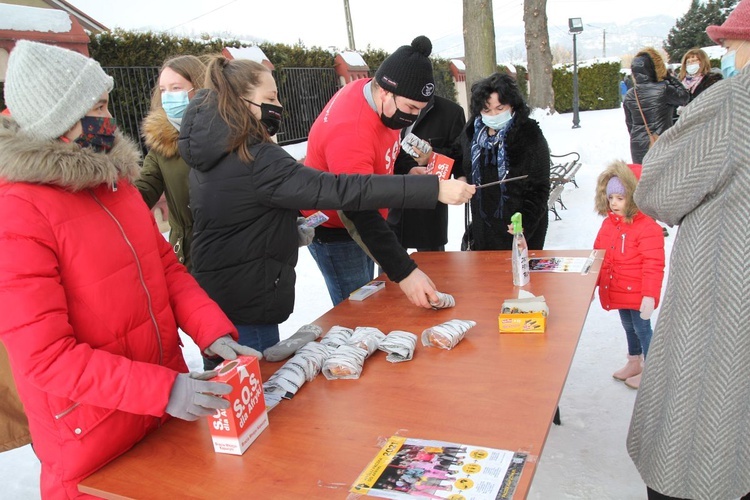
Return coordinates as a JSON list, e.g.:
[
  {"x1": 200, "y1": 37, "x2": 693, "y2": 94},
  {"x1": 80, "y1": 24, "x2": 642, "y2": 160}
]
[{"x1": 165, "y1": 0, "x2": 241, "y2": 32}]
